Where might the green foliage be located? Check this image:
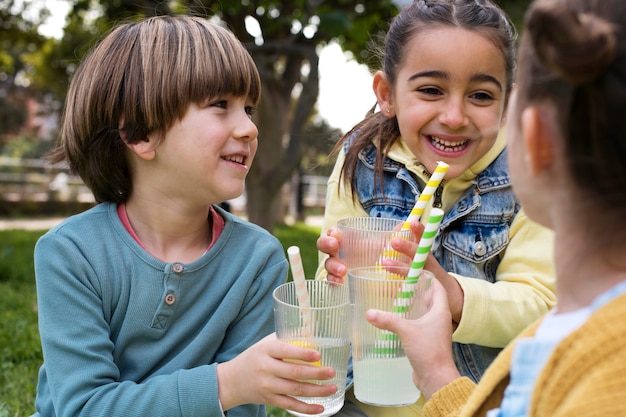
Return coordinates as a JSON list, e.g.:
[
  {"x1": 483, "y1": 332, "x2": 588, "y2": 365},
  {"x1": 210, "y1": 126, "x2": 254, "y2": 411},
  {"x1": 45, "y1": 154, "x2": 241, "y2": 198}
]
[
  {"x1": 0, "y1": 222, "x2": 321, "y2": 416},
  {"x1": 0, "y1": 0, "x2": 46, "y2": 77},
  {"x1": 274, "y1": 222, "x2": 322, "y2": 278},
  {"x1": 303, "y1": 119, "x2": 343, "y2": 169},
  {"x1": 0, "y1": 229, "x2": 44, "y2": 416},
  {"x1": 497, "y1": 0, "x2": 534, "y2": 33},
  {"x1": 0, "y1": 229, "x2": 42, "y2": 286},
  {"x1": 1, "y1": 135, "x2": 54, "y2": 159}
]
